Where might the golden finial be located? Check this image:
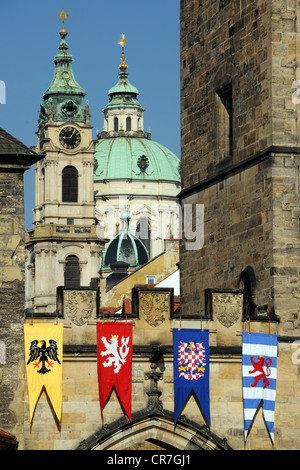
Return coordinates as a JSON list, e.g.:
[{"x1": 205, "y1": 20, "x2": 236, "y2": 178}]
[
  {"x1": 59, "y1": 9, "x2": 68, "y2": 38},
  {"x1": 118, "y1": 33, "x2": 128, "y2": 69},
  {"x1": 118, "y1": 33, "x2": 128, "y2": 49}
]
